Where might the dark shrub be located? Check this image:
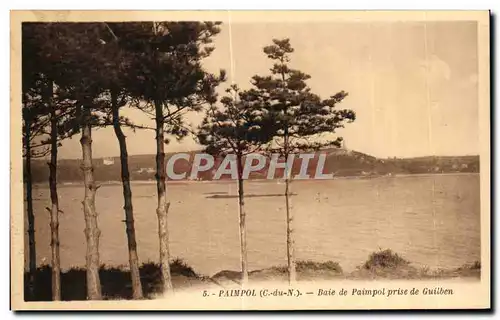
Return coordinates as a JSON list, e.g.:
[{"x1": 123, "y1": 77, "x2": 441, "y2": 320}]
[
  {"x1": 296, "y1": 260, "x2": 343, "y2": 273},
  {"x1": 470, "y1": 261, "x2": 481, "y2": 270},
  {"x1": 363, "y1": 249, "x2": 410, "y2": 270},
  {"x1": 170, "y1": 258, "x2": 198, "y2": 277},
  {"x1": 24, "y1": 259, "x2": 199, "y2": 301}
]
